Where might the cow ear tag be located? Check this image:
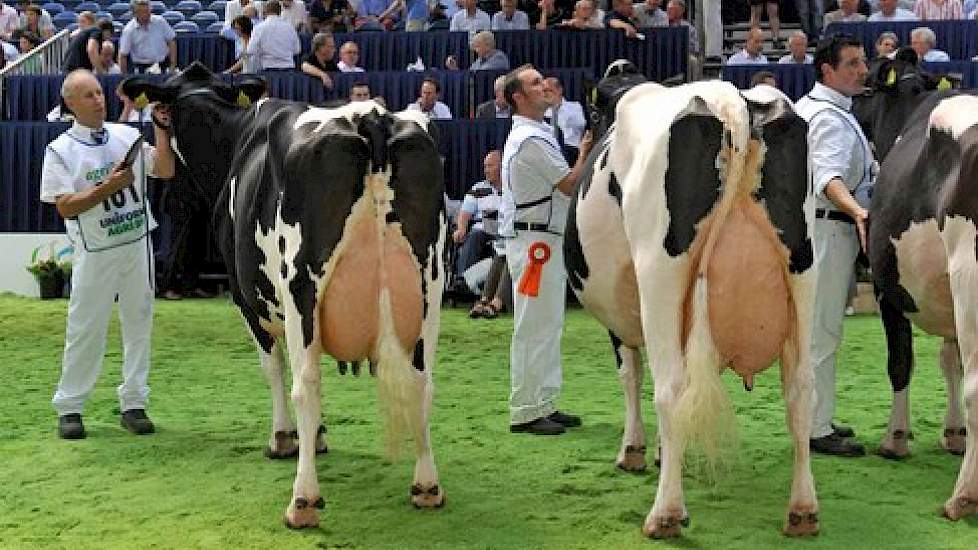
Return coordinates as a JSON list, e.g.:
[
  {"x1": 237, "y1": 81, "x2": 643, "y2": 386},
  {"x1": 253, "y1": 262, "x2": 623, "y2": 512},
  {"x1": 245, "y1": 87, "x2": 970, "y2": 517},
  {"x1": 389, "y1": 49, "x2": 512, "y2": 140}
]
[
  {"x1": 517, "y1": 242, "x2": 551, "y2": 297},
  {"x1": 885, "y1": 68, "x2": 897, "y2": 87},
  {"x1": 134, "y1": 92, "x2": 149, "y2": 109},
  {"x1": 236, "y1": 91, "x2": 252, "y2": 108},
  {"x1": 589, "y1": 87, "x2": 598, "y2": 106},
  {"x1": 937, "y1": 77, "x2": 951, "y2": 91}
]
